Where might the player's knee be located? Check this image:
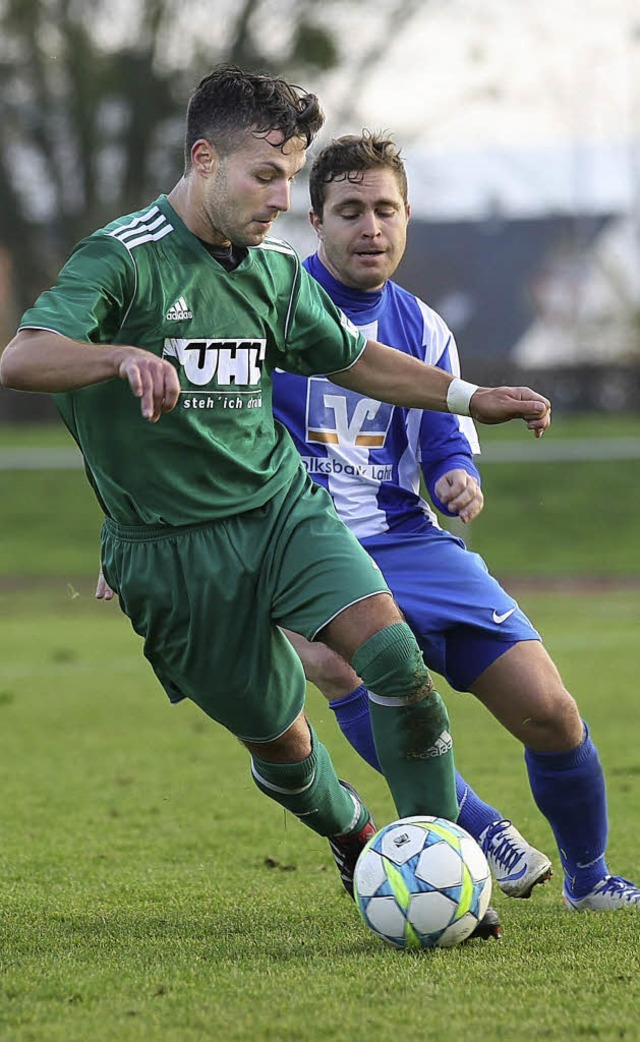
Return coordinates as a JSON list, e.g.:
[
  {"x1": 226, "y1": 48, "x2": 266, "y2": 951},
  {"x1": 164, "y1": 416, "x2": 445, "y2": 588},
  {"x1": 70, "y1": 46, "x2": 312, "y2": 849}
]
[
  {"x1": 522, "y1": 685, "x2": 583, "y2": 750},
  {"x1": 351, "y1": 621, "x2": 433, "y2": 703},
  {"x1": 243, "y1": 711, "x2": 313, "y2": 761},
  {"x1": 299, "y1": 641, "x2": 359, "y2": 700},
  {"x1": 549, "y1": 688, "x2": 583, "y2": 746}
]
